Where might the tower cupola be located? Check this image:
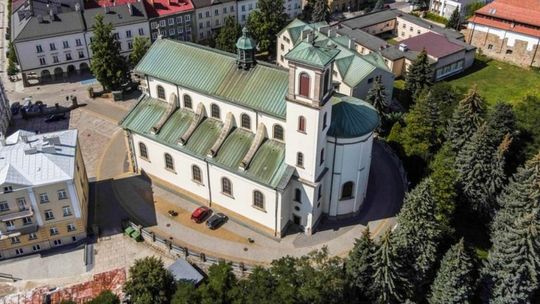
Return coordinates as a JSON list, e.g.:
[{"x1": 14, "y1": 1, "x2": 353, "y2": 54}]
[{"x1": 236, "y1": 27, "x2": 256, "y2": 70}]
